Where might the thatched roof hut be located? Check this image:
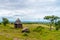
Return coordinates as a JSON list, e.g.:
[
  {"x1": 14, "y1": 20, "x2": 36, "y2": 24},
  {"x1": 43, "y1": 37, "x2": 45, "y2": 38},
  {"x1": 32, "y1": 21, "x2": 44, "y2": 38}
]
[{"x1": 14, "y1": 18, "x2": 23, "y2": 28}]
